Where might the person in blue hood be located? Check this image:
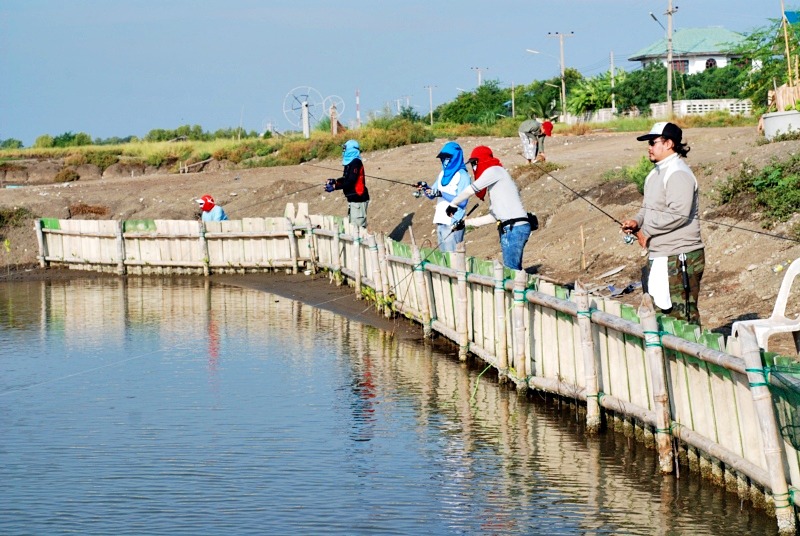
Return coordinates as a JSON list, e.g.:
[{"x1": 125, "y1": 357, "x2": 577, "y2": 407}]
[
  {"x1": 325, "y1": 139, "x2": 370, "y2": 228},
  {"x1": 416, "y1": 141, "x2": 472, "y2": 252}
]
